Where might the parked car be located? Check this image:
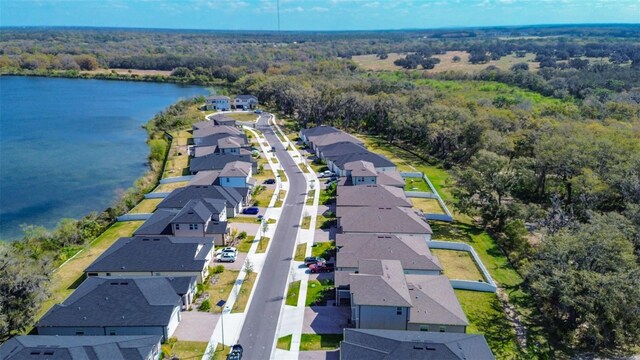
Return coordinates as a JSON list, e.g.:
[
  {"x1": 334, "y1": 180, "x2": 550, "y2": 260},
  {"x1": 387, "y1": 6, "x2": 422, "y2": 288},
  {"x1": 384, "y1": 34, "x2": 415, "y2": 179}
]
[
  {"x1": 242, "y1": 207, "x2": 259, "y2": 215},
  {"x1": 304, "y1": 257, "x2": 326, "y2": 267},
  {"x1": 256, "y1": 215, "x2": 264, "y2": 221},
  {"x1": 216, "y1": 247, "x2": 237, "y2": 256},
  {"x1": 319, "y1": 170, "x2": 335, "y2": 178},
  {"x1": 217, "y1": 252, "x2": 237, "y2": 263},
  {"x1": 309, "y1": 262, "x2": 334, "y2": 273},
  {"x1": 227, "y1": 344, "x2": 244, "y2": 360},
  {"x1": 263, "y1": 179, "x2": 276, "y2": 184},
  {"x1": 254, "y1": 109, "x2": 263, "y2": 114}
]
